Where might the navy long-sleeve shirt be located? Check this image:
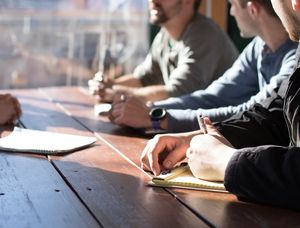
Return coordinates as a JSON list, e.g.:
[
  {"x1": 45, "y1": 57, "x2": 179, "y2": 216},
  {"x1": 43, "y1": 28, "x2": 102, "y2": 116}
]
[{"x1": 154, "y1": 38, "x2": 297, "y2": 133}]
